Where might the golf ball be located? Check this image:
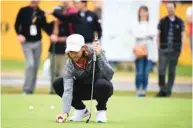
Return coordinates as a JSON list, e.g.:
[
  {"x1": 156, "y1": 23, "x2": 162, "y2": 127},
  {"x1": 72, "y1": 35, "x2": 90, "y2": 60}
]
[
  {"x1": 58, "y1": 119, "x2": 63, "y2": 123},
  {"x1": 50, "y1": 105, "x2": 55, "y2": 110},
  {"x1": 29, "y1": 105, "x2": 34, "y2": 110}
]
